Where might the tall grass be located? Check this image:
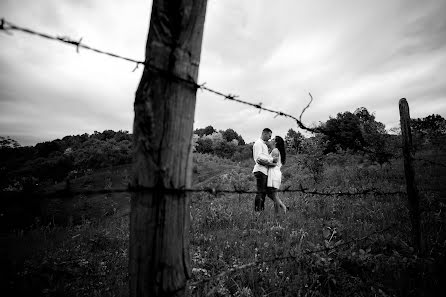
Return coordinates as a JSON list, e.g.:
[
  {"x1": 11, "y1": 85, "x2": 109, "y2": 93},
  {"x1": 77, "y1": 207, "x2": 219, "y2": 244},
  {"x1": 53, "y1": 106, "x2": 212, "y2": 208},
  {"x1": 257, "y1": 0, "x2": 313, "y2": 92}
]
[{"x1": 3, "y1": 152, "x2": 445, "y2": 296}]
